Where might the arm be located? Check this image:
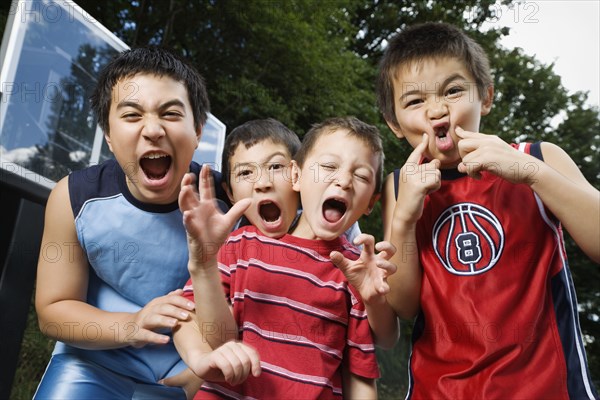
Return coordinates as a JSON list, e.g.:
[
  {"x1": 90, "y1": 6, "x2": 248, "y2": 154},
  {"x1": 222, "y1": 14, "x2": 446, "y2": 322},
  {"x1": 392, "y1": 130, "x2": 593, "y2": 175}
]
[
  {"x1": 331, "y1": 234, "x2": 399, "y2": 349},
  {"x1": 342, "y1": 367, "x2": 377, "y2": 399},
  {"x1": 533, "y1": 142, "x2": 600, "y2": 262},
  {"x1": 35, "y1": 178, "x2": 194, "y2": 349},
  {"x1": 382, "y1": 135, "x2": 440, "y2": 320},
  {"x1": 179, "y1": 165, "x2": 251, "y2": 347},
  {"x1": 456, "y1": 128, "x2": 600, "y2": 262},
  {"x1": 168, "y1": 316, "x2": 260, "y2": 393}
]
